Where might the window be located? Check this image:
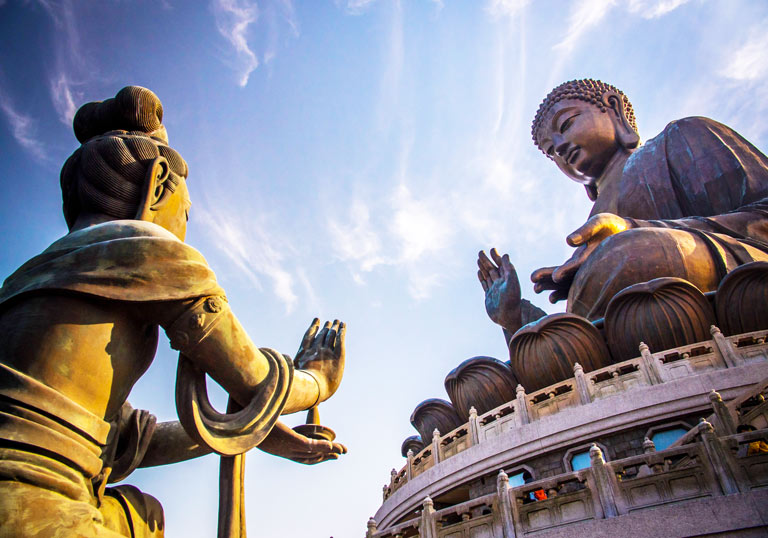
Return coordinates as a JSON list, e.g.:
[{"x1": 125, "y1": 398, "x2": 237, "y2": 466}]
[
  {"x1": 507, "y1": 468, "x2": 533, "y2": 488},
  {"x1": 651, "y1": 427, "x2": 688, "y2": 451},
  {"x1": 570, "y1": 450, "x2": 591, "y2": 471}
]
